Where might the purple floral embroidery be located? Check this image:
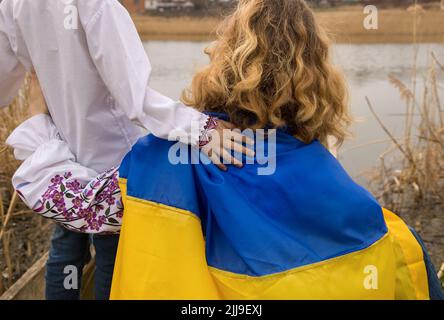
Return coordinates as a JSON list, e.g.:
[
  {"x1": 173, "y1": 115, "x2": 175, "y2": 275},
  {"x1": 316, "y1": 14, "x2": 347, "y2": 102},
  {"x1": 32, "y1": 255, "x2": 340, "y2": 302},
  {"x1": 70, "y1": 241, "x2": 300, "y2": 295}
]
[
  {"x1": 198, "y1": 116, "x2": 218, "y2": 149},
  {"x1": 66, "y1": 180, "x2": 82, "y2": 193},
  {"x1": 50, "y1": 175, "x2": 64, "y2": 185},
  {"x1": 72, "y1": 197, "x2": 83, "y2": 209},
  {"x1": 33, "y1": 168, "x2": 122, "y2": 234}
]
